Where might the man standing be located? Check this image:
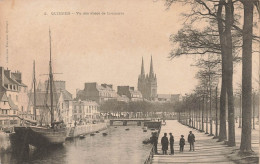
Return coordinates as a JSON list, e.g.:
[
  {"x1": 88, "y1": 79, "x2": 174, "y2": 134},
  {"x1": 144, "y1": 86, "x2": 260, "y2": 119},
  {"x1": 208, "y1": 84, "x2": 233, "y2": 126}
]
[
  {"x1": 188, "y1": 131, "x2": 195, "y2": 151},
  {"x1": 169, "y1": 133, "x2": 174, "y2": 155},
  {"x1": 150, "y1": 132, "x2": 158, "y2": 154},
  {"x1": 161, "y1": 133, "x2": 169, "y2": 155},
  {"x1": 179, "y1": 135, "x2": 185, "y2": 152}
]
